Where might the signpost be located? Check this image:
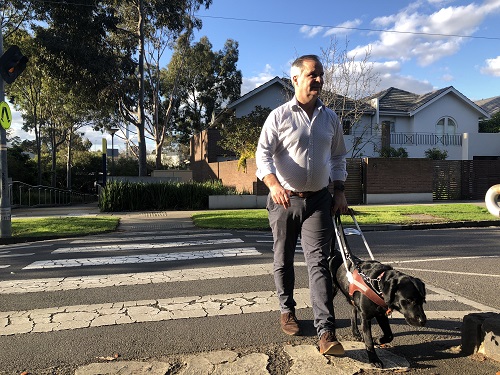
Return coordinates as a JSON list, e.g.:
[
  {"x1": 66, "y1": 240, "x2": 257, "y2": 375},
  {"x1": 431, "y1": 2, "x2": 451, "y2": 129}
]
[{"x1": 0, "y1": 28, "x2": 28, "y2": 238}]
